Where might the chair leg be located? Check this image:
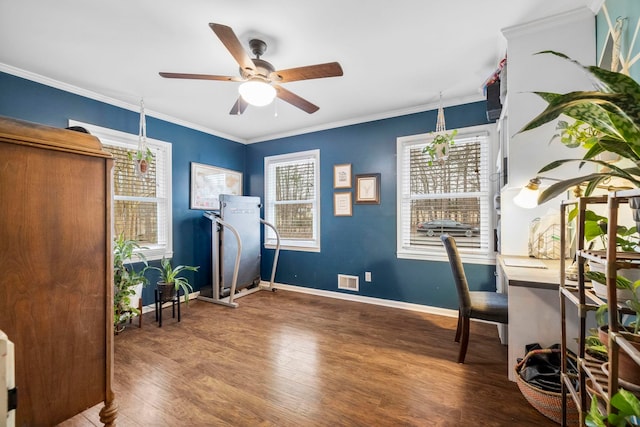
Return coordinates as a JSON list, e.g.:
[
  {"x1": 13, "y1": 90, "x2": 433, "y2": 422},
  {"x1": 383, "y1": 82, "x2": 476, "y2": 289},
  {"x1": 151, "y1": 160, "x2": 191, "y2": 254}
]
[
  {"x1": 454, "y1": 311, "x2": 462, "y2": 343},
  {"x1": 457, "y1": 316, "x2": 470, "y2": 364}
]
